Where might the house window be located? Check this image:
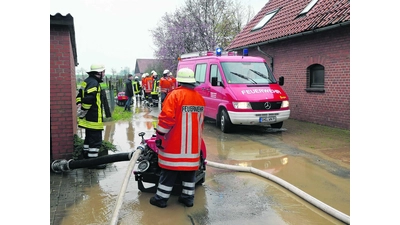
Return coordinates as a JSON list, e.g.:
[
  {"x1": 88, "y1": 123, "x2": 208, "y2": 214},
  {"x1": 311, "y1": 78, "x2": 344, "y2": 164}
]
[
  {"x1": 195, "y1": 64, "x2": 207, "y2": 83},
  {"x1": 306, "y1": 64, "x2": 325, "y2": 92},
  {"x1": 299, "y1": 0, "x2": 319, "y2": 16},
  {"x1": 251, "y1": 9, "x2": 279, "y2": 31}
]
